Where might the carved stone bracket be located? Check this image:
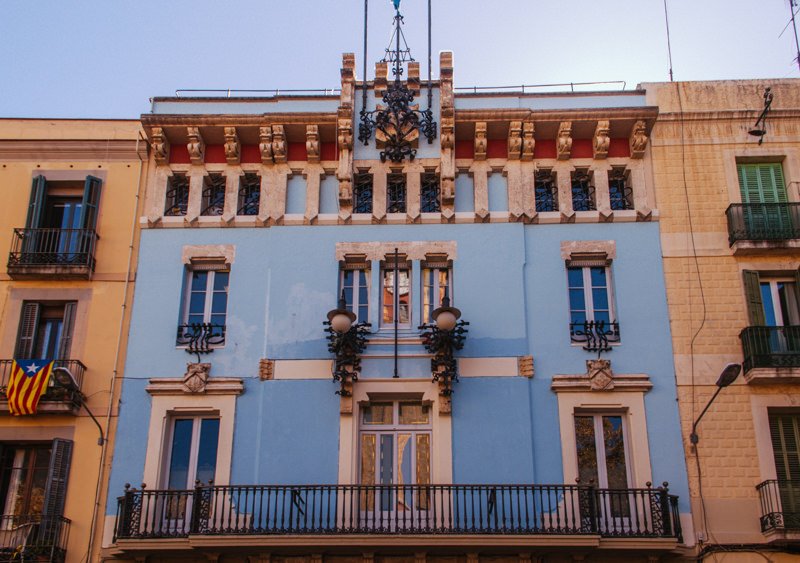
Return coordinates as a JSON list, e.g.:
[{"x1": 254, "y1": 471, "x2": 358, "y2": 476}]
[
  {"x1": 259, "y1": 359, "x2": 275, "y2": 381},
  {"x1": 593, "y1": 120, "x2": 610, "y2": 159},
  {"x1": 557, "y1": 122, "x2": 572, "y2": 160},
  {"x1": 187, "y1": 127, "x2": 205, "y2": 165},
  {"x1": 259, "y1": 126, "x2": 274, "y2": 164},
  {"x1": 306, "y1": 125, "x2": 320, "y2": 164},
  {"x1": 272, "y1": 125, "x2": 287, "y2": 164},
  {"x1": 629, "y1": 120, "x2": 649, "y2": 159},
  {"x1": 521, "y1": 122, "x2": 535, "y2": 161},
  {"x1": 224, "y1": 127, "x2": 240, "y2": 165},
  {"x1": 151, "y1": 127, "x2": 170, "y2": 165},
  {"x1": 518, "y1": 355, "x2": 534, "y2": 378},
  {"x1": 474, "y1": 122, "x2": 487, "y2": 161},
  {"x1": 508, "y1": 121, "x2": 522, "y2": 160}
]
